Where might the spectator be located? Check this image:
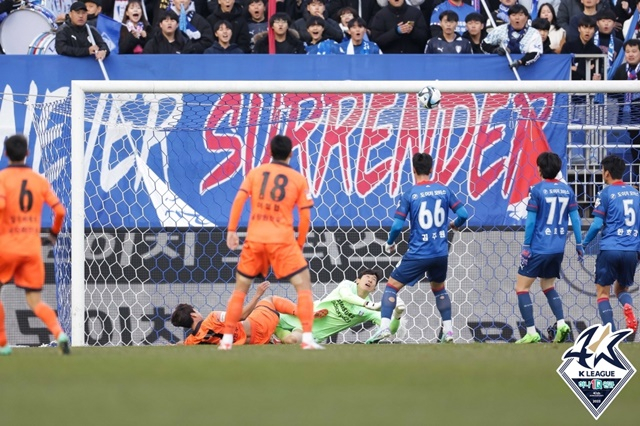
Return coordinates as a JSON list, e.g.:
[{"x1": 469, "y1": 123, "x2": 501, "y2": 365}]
[
  {"x1": 275, "y1": 0, "x2": 305, "y2": 22},
  {"x1": 336, "y1": 6, "x2": 358, "y2": 41},
  {"x1": 425, "y1": 10, "x2": 472, "y2": 53},
  {"x1": 595, "y1": 9, "x2": 623, "y2": 69},
  {"x1": 148, "y1": 0, "x2": 209, "y2": 24},
  {"x1": 206, "y1": 0, "x2": 251, "y2": 52},
  {"x1": 561, "y1": 16, "x2": 602, "y2": 80},
  {"x1": 558, "y1": 0, "x2": 608, "y2": 34},
  {"x1": 462, "y1": 12, "x2": 486, "y2": 54},
  {"x1": 253, "y1": 12, "x2": 306, "y2": 53},
  {"x1": 482, "y1": 5, "x2": 543, "y2": 69},
  {"x1": 305, "y1": 16, "x2": 345, "y2": 53},
  {"x1": 55, "y1": 1, "x2": 110, "y2": 59},
  {"x1": 164, "y1": 0, "x2": 213, "y2": 53},
  {"x1": 531, "y1": 17, "x2": 555, "y2": 53},
  {"x1": 370, "y1": 0, "x2": 428, "y2": 53},
  {"x1": 246, "y1": 0, "x2": 268, "y2": 51},
  {"x1": 619, "y1": 0, "x2": 639, "y2": 39},
  {"x1": 537, "y1": 2, "x2": 565, "y2": 53},
  {"x1": 204, "y1": 19, "x2": 244, "y2": 52},
  {"x1": 611, "y1": 39, "x2": 640, "y2": 179},
  {"x1": 119, "y1": 0, "x2": 151, "y2": 53},
  {"x1": 488, "y1": 0, "x2": 517, "y2": 29},
  {"x1": 430, "y1": 0, "x2": 476, "y2": 38},
  {"x1": 340, "y1": 16, "x2": 382, "y2": 53},
  {"x1": 567, "y1": 0, "x2": 602, "y2": 43},
  {"x1": 294, "y1": 0, "x2": 343, "y2": 43},
  {"x1": 84, "y1": 0, "x2": 103, "y2": 27},
  {"x1": 144, "y1": 8, "x2": 195, "y2": 52},
  {"x1": 328, "y1": 0, "x2": 380, "y2": 24}
]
